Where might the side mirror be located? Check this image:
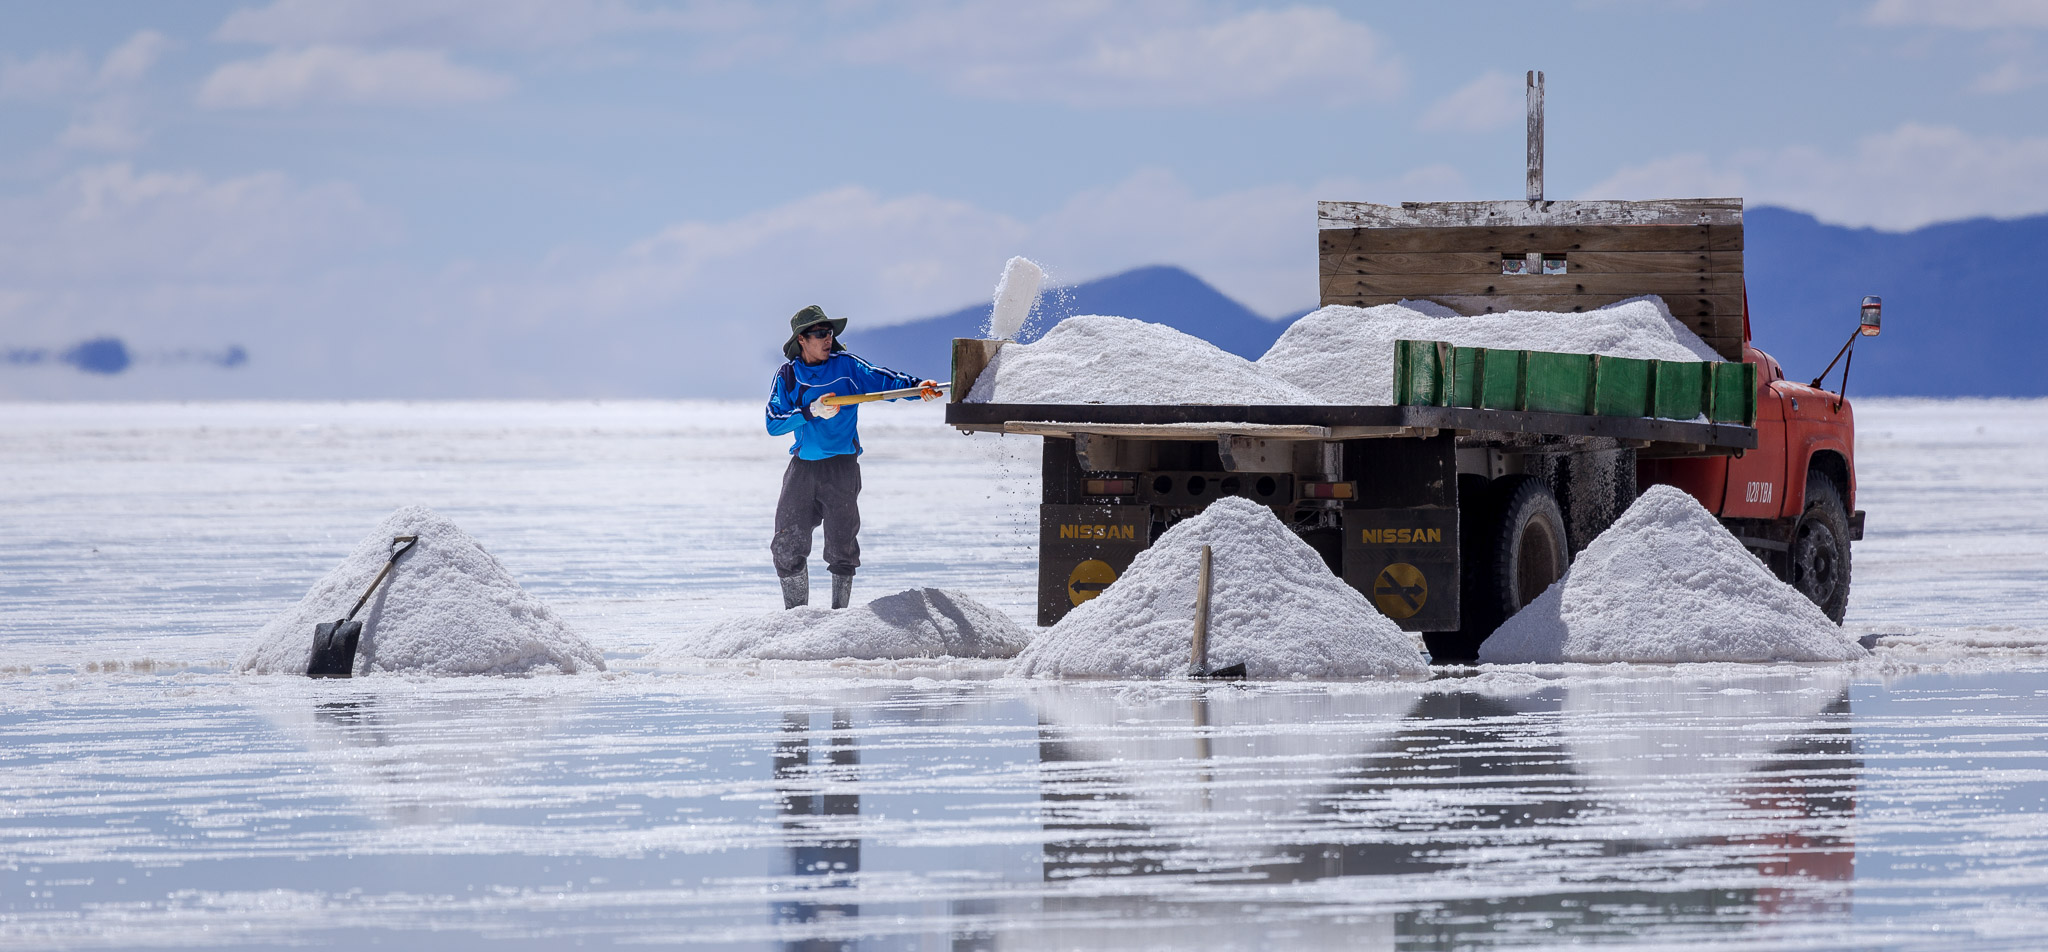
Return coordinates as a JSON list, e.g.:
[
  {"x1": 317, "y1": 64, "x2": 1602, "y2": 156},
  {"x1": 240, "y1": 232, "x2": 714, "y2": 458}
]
[{"x1": 1860, "y1": 295, "x2": 1882, "y2": 337}]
